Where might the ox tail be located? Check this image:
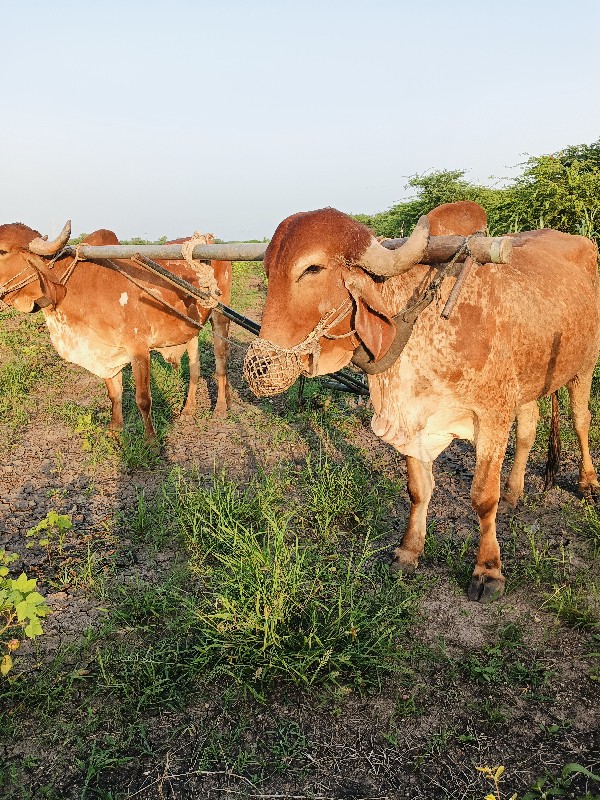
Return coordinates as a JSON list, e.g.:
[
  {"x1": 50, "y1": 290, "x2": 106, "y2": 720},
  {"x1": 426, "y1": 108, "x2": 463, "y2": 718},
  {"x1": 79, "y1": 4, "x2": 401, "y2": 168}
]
[{"x1": 543, "y1": 391, "x2": 562, "y2": 491}]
